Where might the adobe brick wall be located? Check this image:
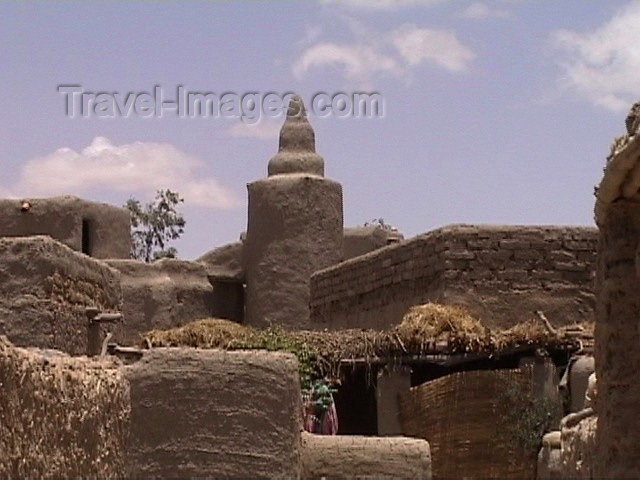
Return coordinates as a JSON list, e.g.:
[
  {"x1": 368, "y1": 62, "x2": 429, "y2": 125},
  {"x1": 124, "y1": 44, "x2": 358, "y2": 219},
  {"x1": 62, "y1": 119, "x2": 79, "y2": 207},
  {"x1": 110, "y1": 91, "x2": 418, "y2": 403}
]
[{"x1": 311, "y1": 225, "x2": 597, "y2": 330}]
